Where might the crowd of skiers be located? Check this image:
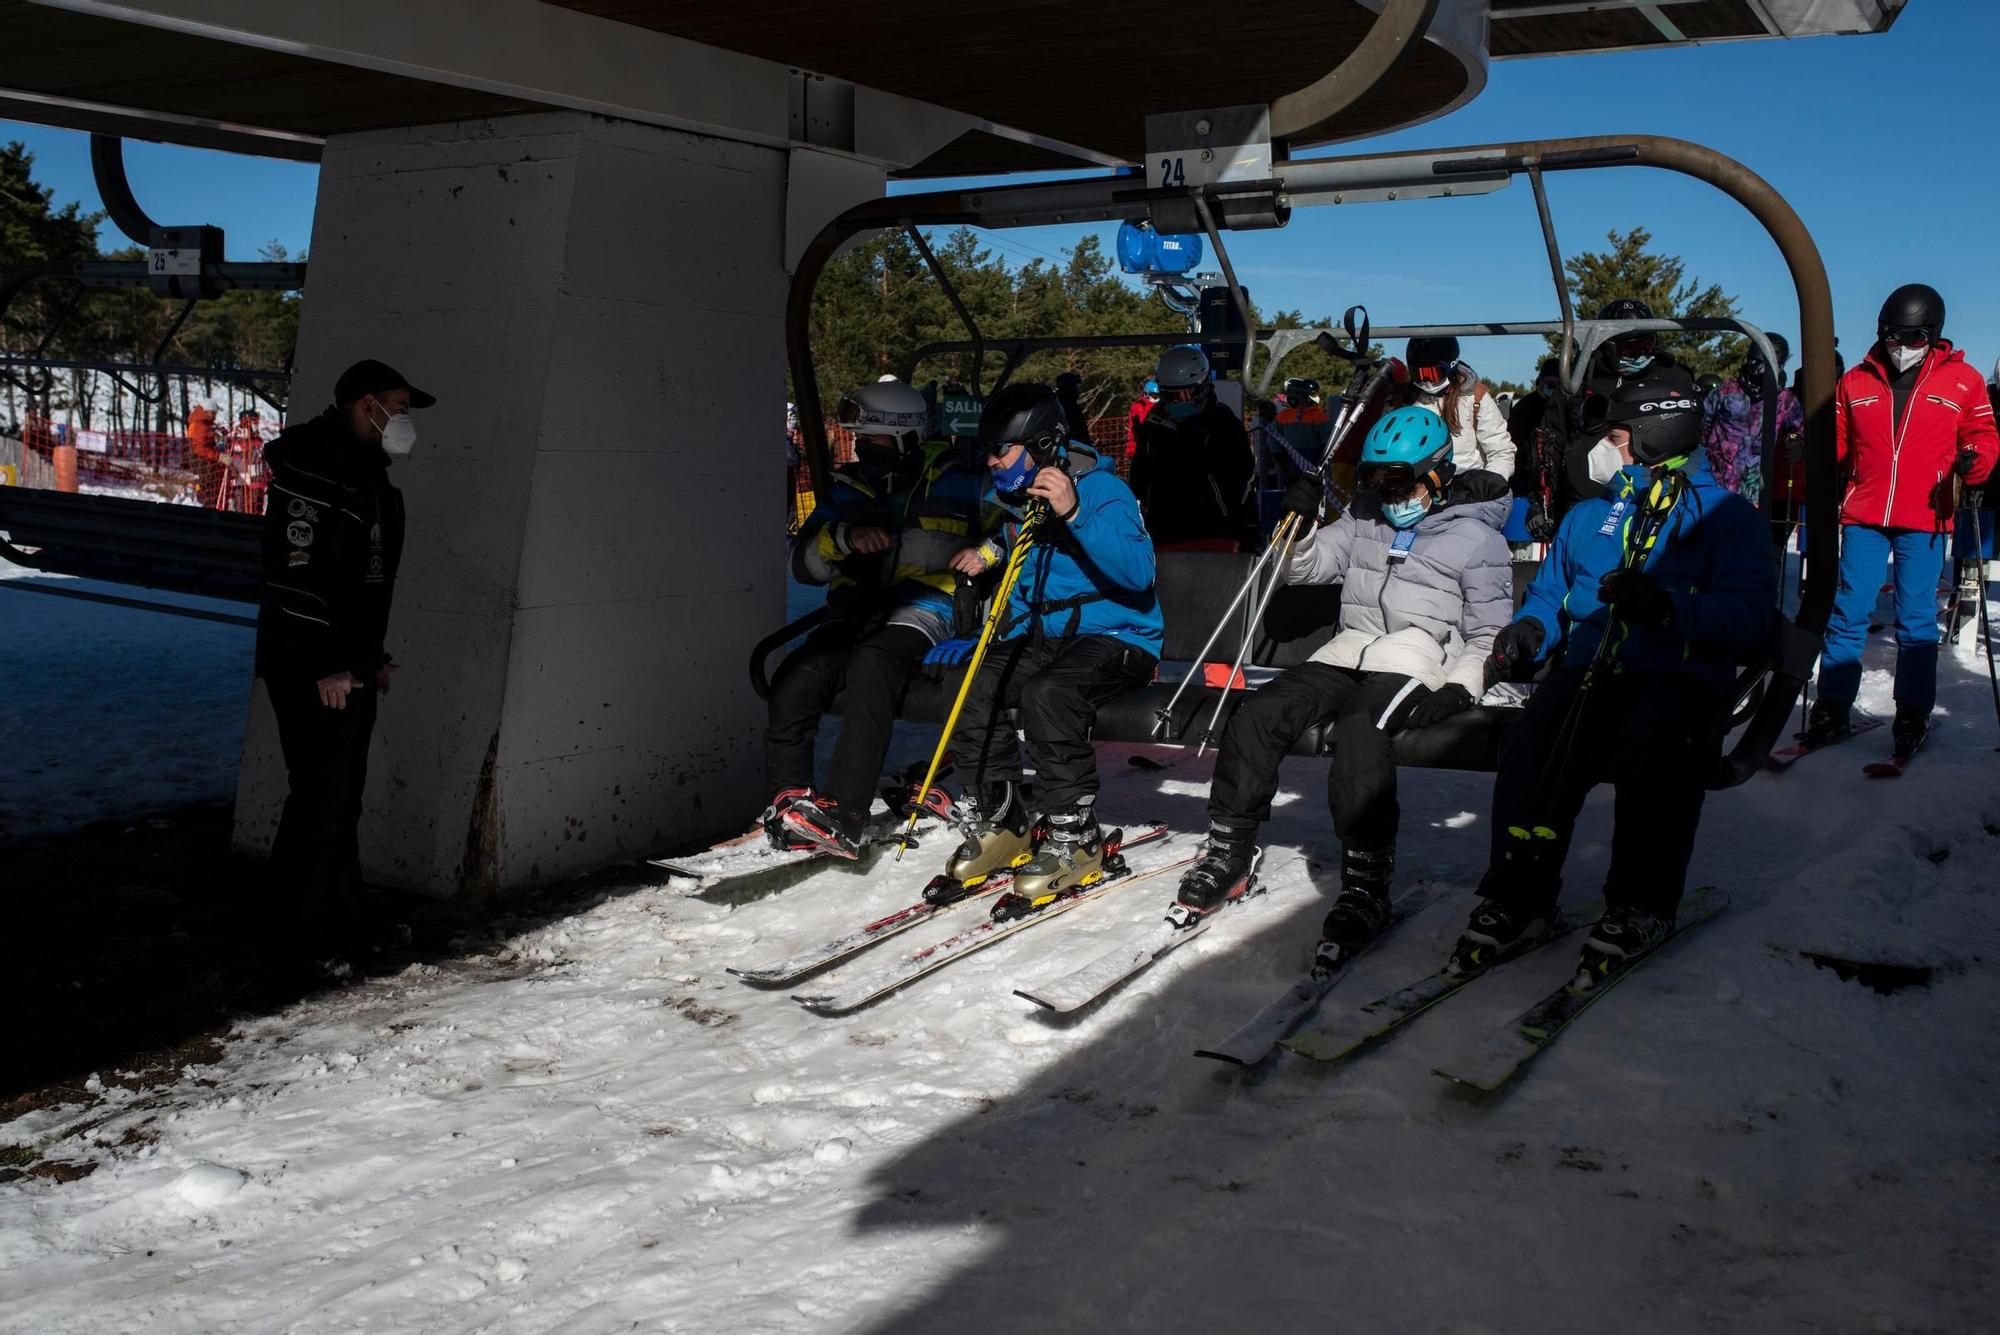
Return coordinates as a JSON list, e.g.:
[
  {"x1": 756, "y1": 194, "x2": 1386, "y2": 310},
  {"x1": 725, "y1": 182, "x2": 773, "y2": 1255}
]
[{"x1": 761, "y1": 281, "x2": 1997, "y2": 980}]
